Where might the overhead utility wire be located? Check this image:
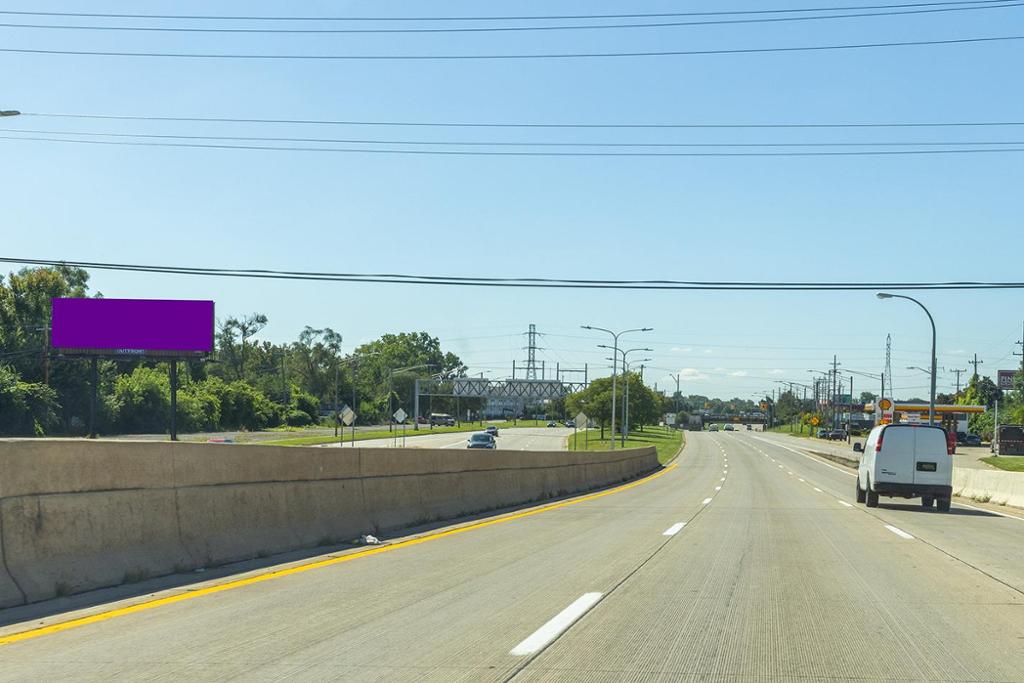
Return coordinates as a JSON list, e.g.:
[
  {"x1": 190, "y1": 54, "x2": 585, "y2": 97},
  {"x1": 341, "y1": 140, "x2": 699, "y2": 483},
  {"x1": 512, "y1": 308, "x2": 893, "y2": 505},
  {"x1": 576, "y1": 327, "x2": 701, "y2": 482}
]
[
  {"x1": 5, "y1": 135, "x2": 1024, "y2": 157},
  {"x1": 5, "y1": 128, "x2": 1024, "y2": 147},
  {"x1": 3, "y1": 258, "x2": 1024, "y2": 291},
  {"x1": 3, "y1": 4, "x2": 1020, "y2": 33},
  {"x1": 2, "y1": 35, "x2": 1022, "y2": 60},
  {"x1": 0, "y1": 0, "x2": 1011, "y2": 21},
  {"x1": 23, "y1": 112, "x2": 1024, "y2": 129}
]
